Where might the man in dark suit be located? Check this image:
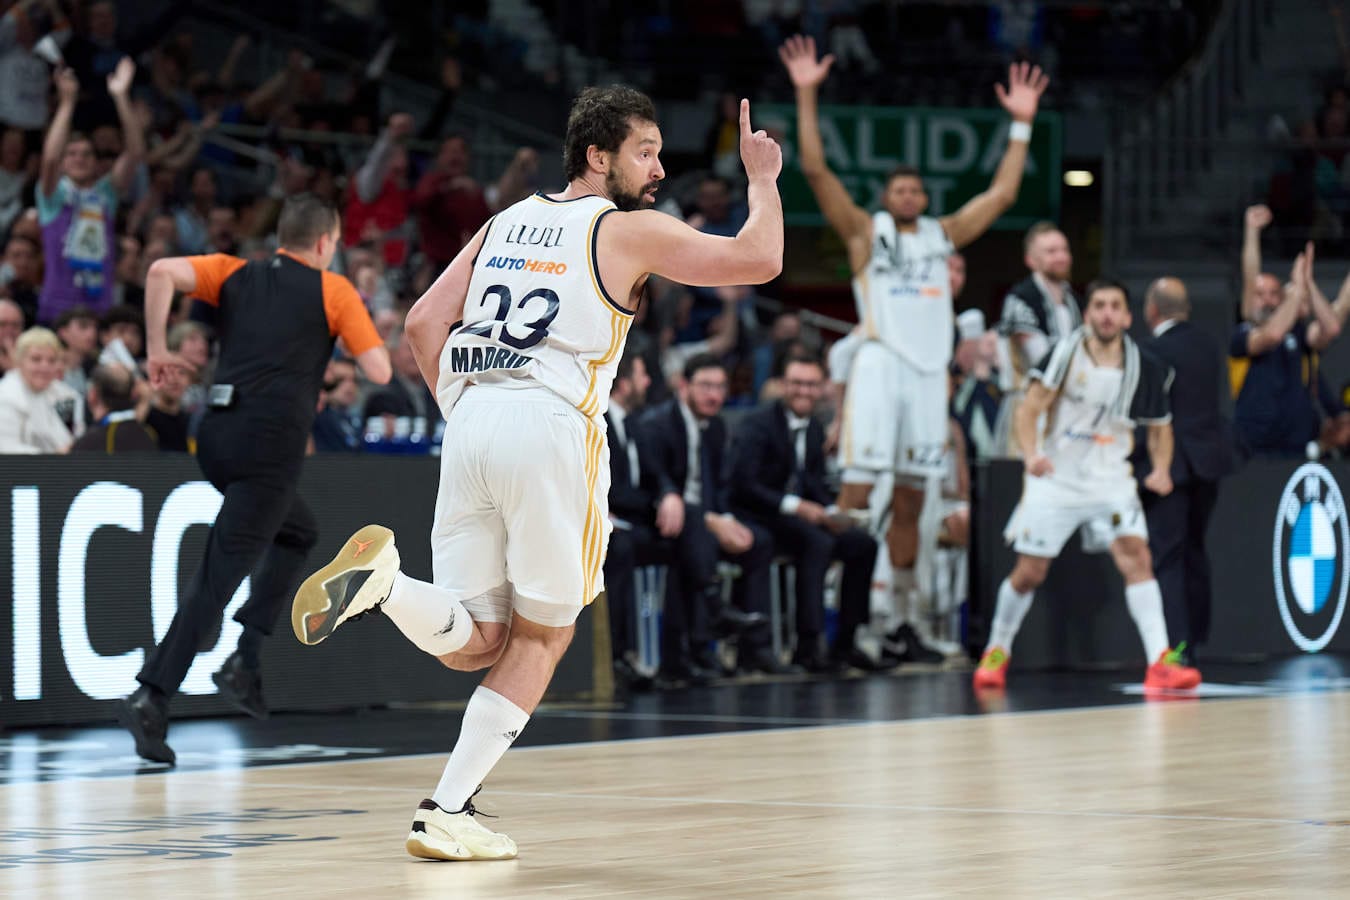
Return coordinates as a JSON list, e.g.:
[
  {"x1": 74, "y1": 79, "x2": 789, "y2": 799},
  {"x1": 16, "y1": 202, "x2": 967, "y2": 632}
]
[
  {"x1": 603, "y1": 350, "x2": 661, "y2": 689},
  {"x1": 1140, "y1": 277, "x2": 1232, "y2": 663},
  {"x1": 312, "y1": 356, "x2": 362, "y2": 452},
  {"x1": 730, "y1": 352, "x2": 880, "y2": 672},
  {"x1": 637, "y1": 353, "x2": 777, "y2": 681}
]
